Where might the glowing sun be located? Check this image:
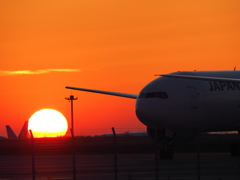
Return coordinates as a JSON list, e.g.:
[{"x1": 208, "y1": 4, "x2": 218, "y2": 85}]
[{"x1": 28, "y1": 109, "x2": 68, "y2": 138}]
